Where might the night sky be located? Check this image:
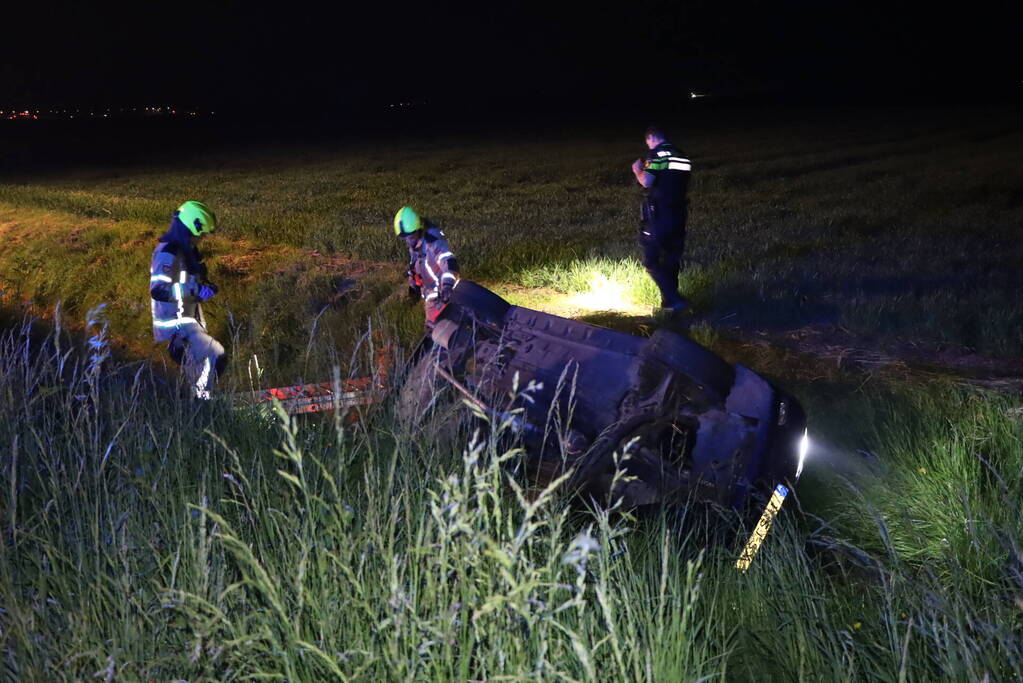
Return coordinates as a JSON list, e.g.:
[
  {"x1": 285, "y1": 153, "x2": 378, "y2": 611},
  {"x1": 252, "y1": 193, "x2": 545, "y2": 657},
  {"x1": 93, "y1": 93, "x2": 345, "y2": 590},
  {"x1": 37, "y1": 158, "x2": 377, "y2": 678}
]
[{"x1": 4, "y1": 1, "x2": 1019, "y2": 113}]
